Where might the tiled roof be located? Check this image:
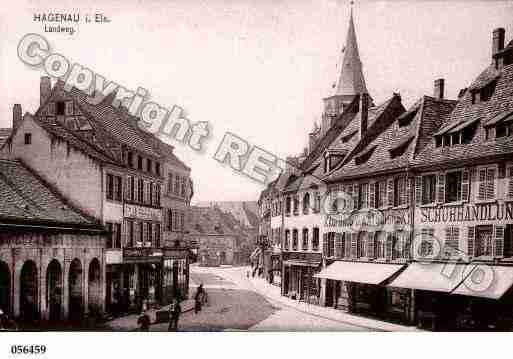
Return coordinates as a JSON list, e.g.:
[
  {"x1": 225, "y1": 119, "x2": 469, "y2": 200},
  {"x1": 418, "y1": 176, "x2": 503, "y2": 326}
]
[
  {"x1": 324, "y1": 95, "x2": 454, "y2": 181},
  {"x1": 412, "y1": 63, "x2": 513, "y2": 167},
  {"x1": 0, "y1": 159, "x2": 101, "y2": 229},
  {"x1": 187, "y1": 206, "x2": 238, "y2": 236},
  {"x1": 0, "y1": 128, "x2": 11, "y2": 147}
]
